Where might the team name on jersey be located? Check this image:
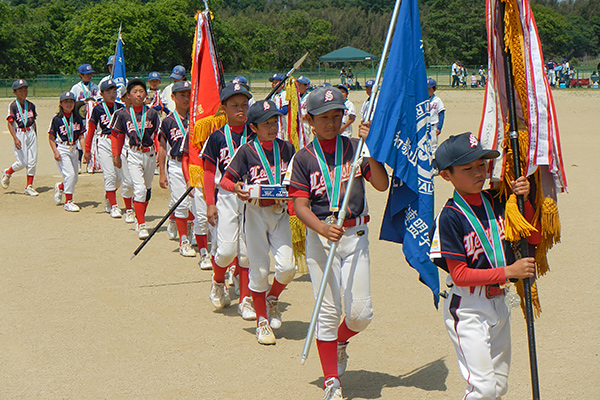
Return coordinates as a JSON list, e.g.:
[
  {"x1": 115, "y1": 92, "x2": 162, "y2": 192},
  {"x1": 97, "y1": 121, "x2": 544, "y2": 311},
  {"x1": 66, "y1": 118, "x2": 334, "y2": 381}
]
[
  {"x1": 99, "y1": 113, "x2": 111, "y2": 127},
  {"x1": 218, "y1": 147, "x2": 233, "y2": 167},
  {"x1": 125, "y1": 120, "x2": 154, "y2": 134},
  {"x1": 168, "y1": 126, "x2": 184, "y2": 142},
  {"x1": 463, "y1": 215, "x2": 506, "y2": 262},
  {"x1": 248, "y1": 162, "x2": 290, "y2": 184},
  {"x1": 309, "y1": 162, "x2": 361, "y2": 197},
  {"x1": 58, "y1": 122, "x2": 82, "y2": 136}
]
